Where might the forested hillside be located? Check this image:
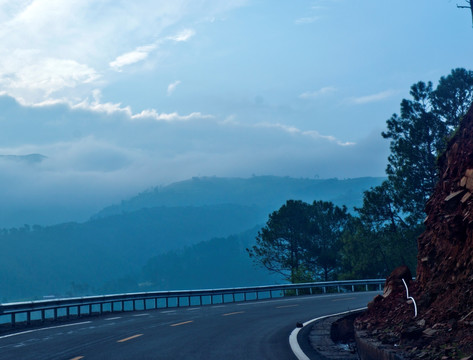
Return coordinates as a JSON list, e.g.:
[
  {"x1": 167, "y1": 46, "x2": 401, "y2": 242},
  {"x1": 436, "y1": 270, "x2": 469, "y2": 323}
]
[
  {"x1": 0, "y1": 204, "x2": 264, "y2": 301},
  {"x1": 140, "y1": 227, "x2": 281, "y2": 291},
  {"x1": 93, "y1": 176, "x2": 384, "y2": 219},
  {"x1": 0, "y1": 176, "x2": 383, "y2": 302}
]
